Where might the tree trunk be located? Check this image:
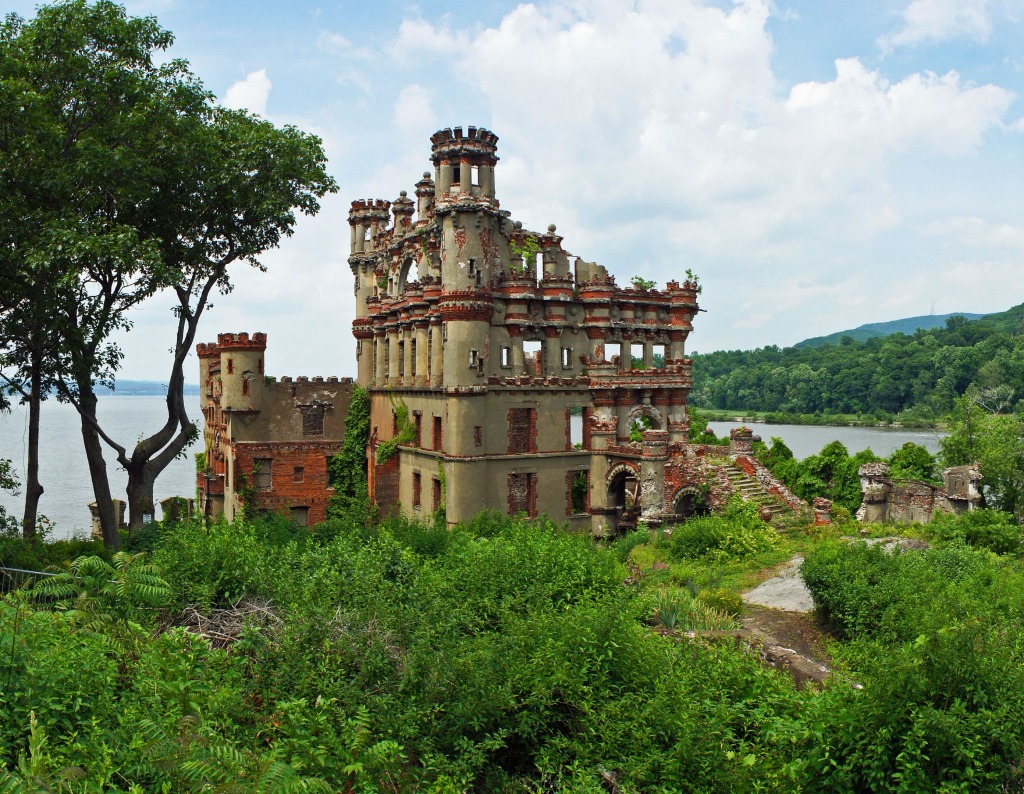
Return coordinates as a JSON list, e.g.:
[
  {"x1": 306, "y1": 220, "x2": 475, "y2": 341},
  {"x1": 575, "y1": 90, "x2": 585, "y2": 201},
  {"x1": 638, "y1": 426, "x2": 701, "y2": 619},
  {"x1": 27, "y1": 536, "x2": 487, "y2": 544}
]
[
  {"x1": 78, "y1": 386, "x2": 120, "y2": 550},
  {"x1": 125, "y1": 465, "x2": 157, "y2": 533},
  {"x1": 21, "y1": 354, "x2": 43, "y2": 539}
]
